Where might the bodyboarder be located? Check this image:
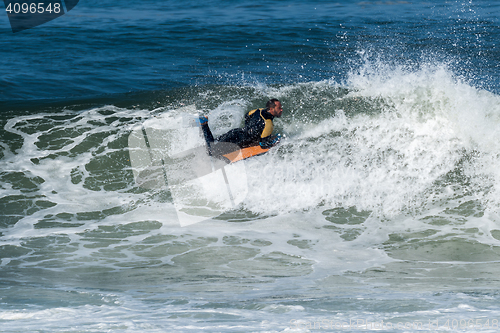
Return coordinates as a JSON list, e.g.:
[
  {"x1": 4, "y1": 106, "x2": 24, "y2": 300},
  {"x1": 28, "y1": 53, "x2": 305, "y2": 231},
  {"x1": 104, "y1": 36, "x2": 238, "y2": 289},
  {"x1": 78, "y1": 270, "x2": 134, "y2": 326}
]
[{"x1": 199, "y1": 98, "x2": 283, "y2": 153}]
